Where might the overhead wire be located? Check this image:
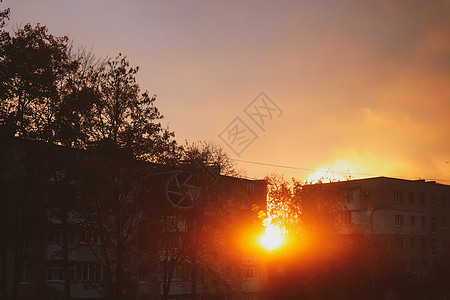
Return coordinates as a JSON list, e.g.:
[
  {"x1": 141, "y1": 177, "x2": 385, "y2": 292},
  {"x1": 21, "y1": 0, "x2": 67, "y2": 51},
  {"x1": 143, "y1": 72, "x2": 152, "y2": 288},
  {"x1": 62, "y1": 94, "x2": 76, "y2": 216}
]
[{"x1": 231, "y1": 158, "x2": 450, "y2": 183}]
